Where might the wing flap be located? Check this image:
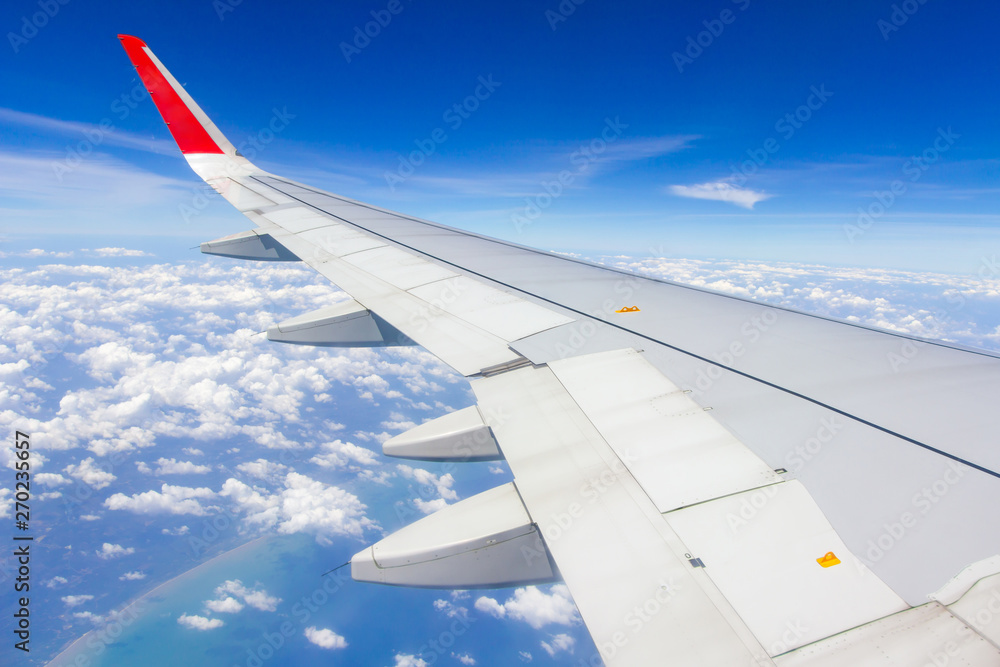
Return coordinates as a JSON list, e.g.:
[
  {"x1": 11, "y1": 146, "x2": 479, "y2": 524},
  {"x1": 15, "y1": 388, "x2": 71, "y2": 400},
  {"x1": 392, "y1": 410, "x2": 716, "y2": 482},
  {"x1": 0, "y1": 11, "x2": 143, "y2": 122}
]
[
  {"x1": 256, "y1": 224, "x2": 524, "y2": 375},
  {"x1": 241, "y1": 203, "x2": 576, "y2": 375},
  {"x1": 549, "y1": 348, "x2": 782, "y2": 511},
  {"x1": 774, "y1": 602, "x2": 1000, "y2": 666},
  {"x1": 471, "y1": 359, "x2": 774, "y2": 665},
  {"x1": 667, "y1": 481, "x2": 907, "y2": 653}
]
